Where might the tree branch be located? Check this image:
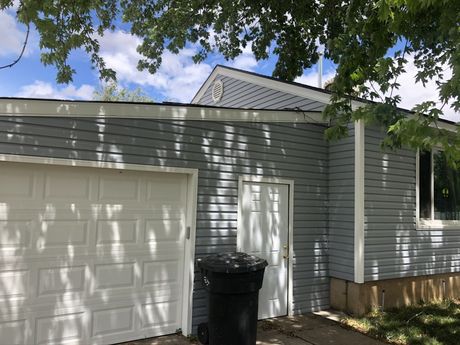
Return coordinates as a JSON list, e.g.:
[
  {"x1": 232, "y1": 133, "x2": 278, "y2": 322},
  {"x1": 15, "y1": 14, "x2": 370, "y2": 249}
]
[
  {"x1": 389, "y1": 40, "x2": 409, "y2": 99},
  {"x1": 0, "y1": 21, "x2": 30, "y2": 70}
]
